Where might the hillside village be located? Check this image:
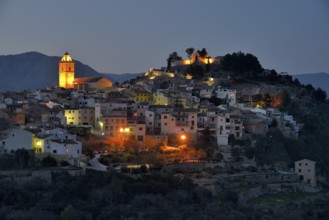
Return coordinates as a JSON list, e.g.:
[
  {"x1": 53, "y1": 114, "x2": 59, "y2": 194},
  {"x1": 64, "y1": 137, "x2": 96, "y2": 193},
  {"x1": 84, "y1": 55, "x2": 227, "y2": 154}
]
[{"x1": 0, "y1": 50, "x2": 329, "y2": 218}]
